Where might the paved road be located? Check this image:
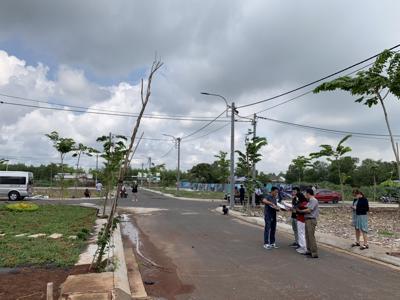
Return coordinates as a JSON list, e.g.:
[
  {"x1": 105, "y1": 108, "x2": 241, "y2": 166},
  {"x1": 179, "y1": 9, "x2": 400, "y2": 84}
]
[{"x1": 114, "y1": 190, "x2": 400, "y2": 300}]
